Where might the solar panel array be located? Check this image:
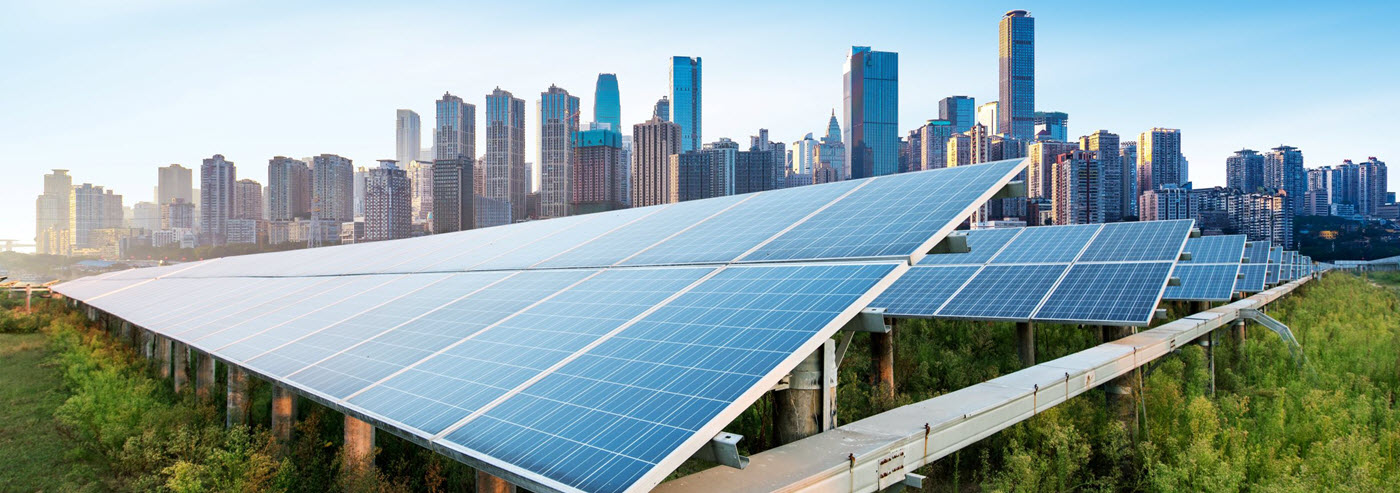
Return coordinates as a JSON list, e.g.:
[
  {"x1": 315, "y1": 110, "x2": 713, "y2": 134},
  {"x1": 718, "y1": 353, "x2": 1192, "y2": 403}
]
[
  {"x1": 876, "y1": 219, "x2": 1194, "y2": 326},
  {"x1": 1234, "y1": 241, "x2": 1272, "y2": 293},
  {"x1": 55, "y1": 159, "x2": 1027, "y2": 493},
  {"x1": 1265, "y1": 247, "x2": 1283, "y2": 285},
  {"x1": 1163, "y1": 235, "x2": 1247, "y2": 301}
]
